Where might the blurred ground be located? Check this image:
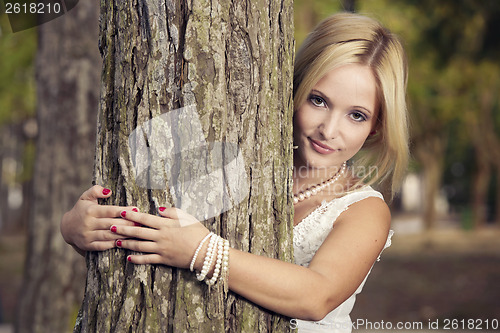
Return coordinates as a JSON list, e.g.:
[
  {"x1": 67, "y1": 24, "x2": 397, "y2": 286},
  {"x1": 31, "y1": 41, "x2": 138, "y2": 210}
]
[
  {"x1": 353, "y1": 215, "x2": 500, "y2": 332},
  {"x1": 1, "y1": 217, "x2": 499, "y2": 332}
]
